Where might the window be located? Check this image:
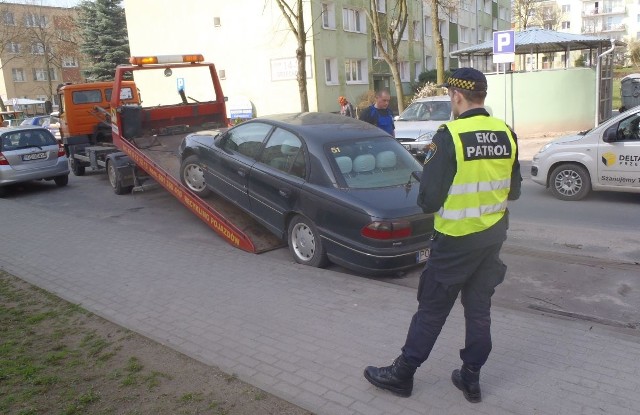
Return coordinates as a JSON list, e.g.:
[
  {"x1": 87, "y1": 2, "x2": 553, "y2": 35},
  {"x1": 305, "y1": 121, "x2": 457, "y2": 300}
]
[
  {"x1": 62, "y1": 56, "x2": 78, "y2": 67},
  {"x1": 259, "y1": 128, "x2": 306, "y2": 178},
  {"x1": 484, "y1": 28, "x2": 491, "y2": 41},
  {"x1": 213, "y1": 17, "x2": 221, "y2": 27},
  {"x1": 395, "y1": 23, "x2": 408, "y2": 41},
  {"x1": 424, "y1": 16, "x2": 431, "y2": 35},
  {"x1": 325, "y1": 58, "x2": 338, "y2": 84},
  {"x1": 322, "y1": 2, "x2": 336, "y2": 29},
  {"x1": 24, "y1": 13, "x2": 47, "y2": 28},
  {"x1": 373, "y1": 40, "x2": 387, "y2": 59},
  {"x1": 616, "y1": 113, "x2": 640, "y2": 141},
  {"x1": 460, "y1": 26, "x2": 469, "y2": 43},
  {"x1": 33, "y1": 68, "x2": 48, "y2": 81},
  {"x1": 72, "y1": 90, "x2": 102, "y2": 104},
  {"x1": 544, "y1": 23, "x2": 553, "y2": 30},
  {"x1": 462, "y1": 0, "x2": 470, "y2": 11},
  {"x1": 484, "y1": 0, "x2": 491, "y2": 13},
  {"x1": 3, "y1": 11, "x2": 14, "y2": 25},
  {"x1": 218, "y1": 69, "x2": 226, "y2": 80},
  {"x1": 412, "y1": 20, "x2": 420, "y2": 41},
  {"x1": 12, "y1": 68, "x2": 25, "y2": 82},
  {"x1": 8, "y1": 42, "x2": 20, "y2": 54},
  {"x1": 377, "y1": 0, "x2": 386, "y2": 13},
  {"x1": 31, "y1": 42, "x2": 45, "y2": 55},
  {"x1": 399, "y1": 61, "x2": 410, "y2": 82},
  {"x1": 414, "y1": 62, "x2": 422, "y2": 82},
  {"x1": 49, "y1": 68, "x2": 57, "y2": 81},
  {"x1": 222, "y1": 122, "x2": 272, "y2": 159},
  {"x1": 343, "y1": 8, "x2": 365, "y2": 33},
  {"x1": 561, "y1": 21, "x2": 570, "y2": 29},
  {"x1": 345, "y1": 58, "x2": 367, "y2": 83},
  {"x1": 562, "y1": 4, "x2": 570, "y2": 13}
]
